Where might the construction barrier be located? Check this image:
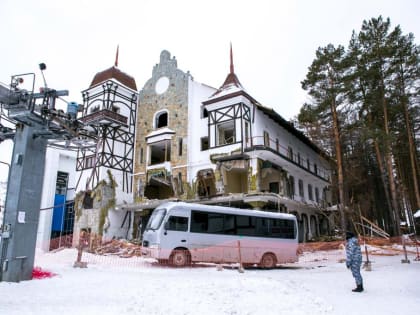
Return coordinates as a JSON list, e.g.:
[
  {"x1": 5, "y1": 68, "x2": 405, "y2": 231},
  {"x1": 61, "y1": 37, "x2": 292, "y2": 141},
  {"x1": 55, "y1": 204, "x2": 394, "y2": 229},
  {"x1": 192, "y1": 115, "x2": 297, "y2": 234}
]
[{"x1": 36, "y1": 234, "x2": 420, "y2": 269}]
